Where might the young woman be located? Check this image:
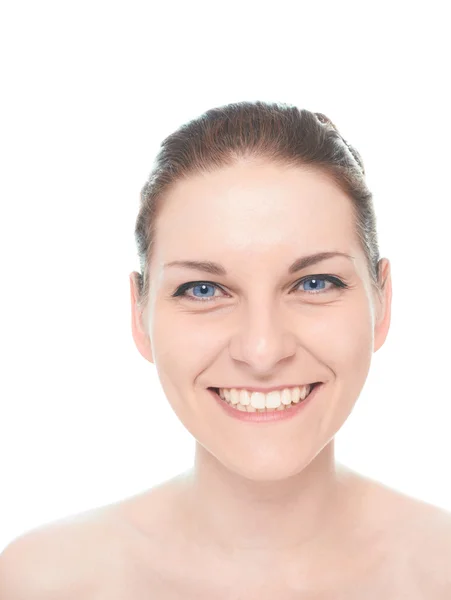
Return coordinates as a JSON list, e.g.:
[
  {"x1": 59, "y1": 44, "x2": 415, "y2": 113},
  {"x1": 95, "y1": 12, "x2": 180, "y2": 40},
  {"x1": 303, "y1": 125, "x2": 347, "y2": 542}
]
[{"x1": 2, "y1": 101, "x2": 450, "y2": 599}]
